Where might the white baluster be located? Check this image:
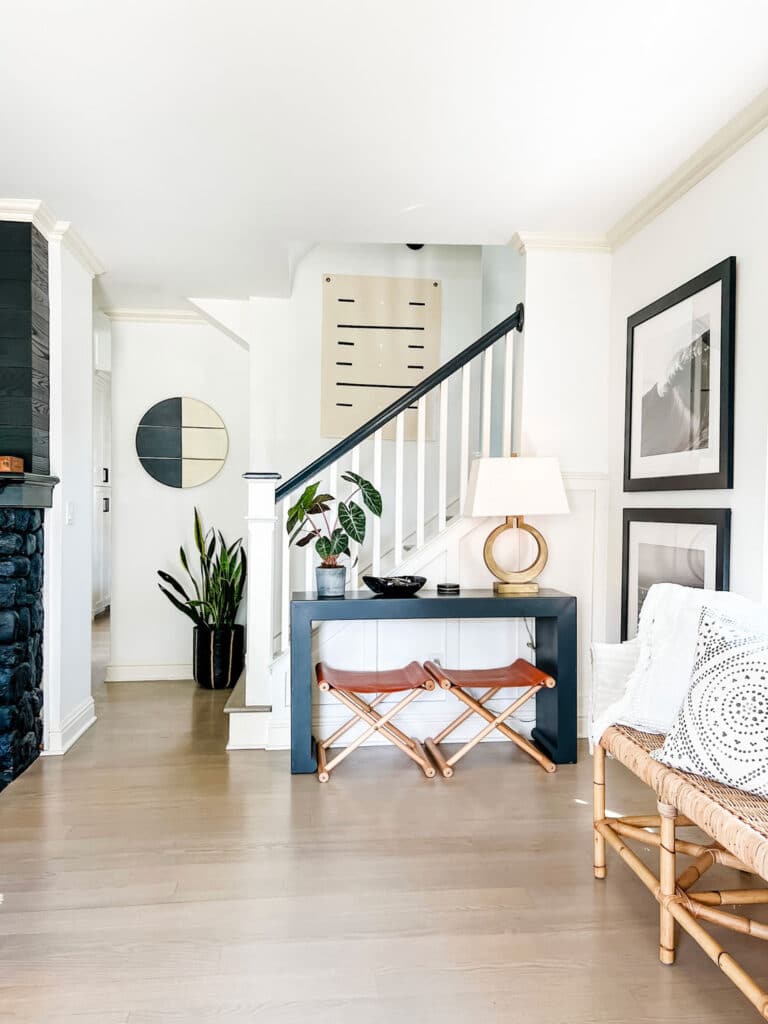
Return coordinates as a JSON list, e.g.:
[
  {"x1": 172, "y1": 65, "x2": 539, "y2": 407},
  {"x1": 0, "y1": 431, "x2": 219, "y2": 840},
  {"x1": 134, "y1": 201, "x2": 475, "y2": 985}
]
[
  {"x1": 438, "y1": 381, "x2": 448, "y2": 531},
  {"x1": 372, "y1": 430, "x2": 382, "y2": 575},
  {"x1": 416, "y1": 396, "x2": 426, "y2": 548},
  {"x1": 502, "y1": 332, "x2": 514, "y2": 457},
  {"x1": 280, "y1": 499, "x2": 290, "y2": 654},
  {"x1": 481, "y1": 346, "x2": 493, "y2": 457},
  {"x1": 394, "y1": 412, "x2": 404, "y2": 563},
  {"x1": 349, "y1": 447, "x2": 360, "y2": 589},
  {"x1": 460, "y1": 364, "x2": 471, "y2": 513}
]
